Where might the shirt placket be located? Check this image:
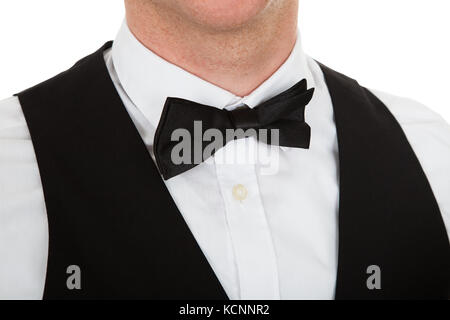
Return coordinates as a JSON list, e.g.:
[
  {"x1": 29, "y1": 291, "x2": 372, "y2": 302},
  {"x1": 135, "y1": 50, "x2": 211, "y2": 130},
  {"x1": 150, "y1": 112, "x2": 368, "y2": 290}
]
[{"x1": 213, "y1": 137, "x2": 280, "y2": 299}]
